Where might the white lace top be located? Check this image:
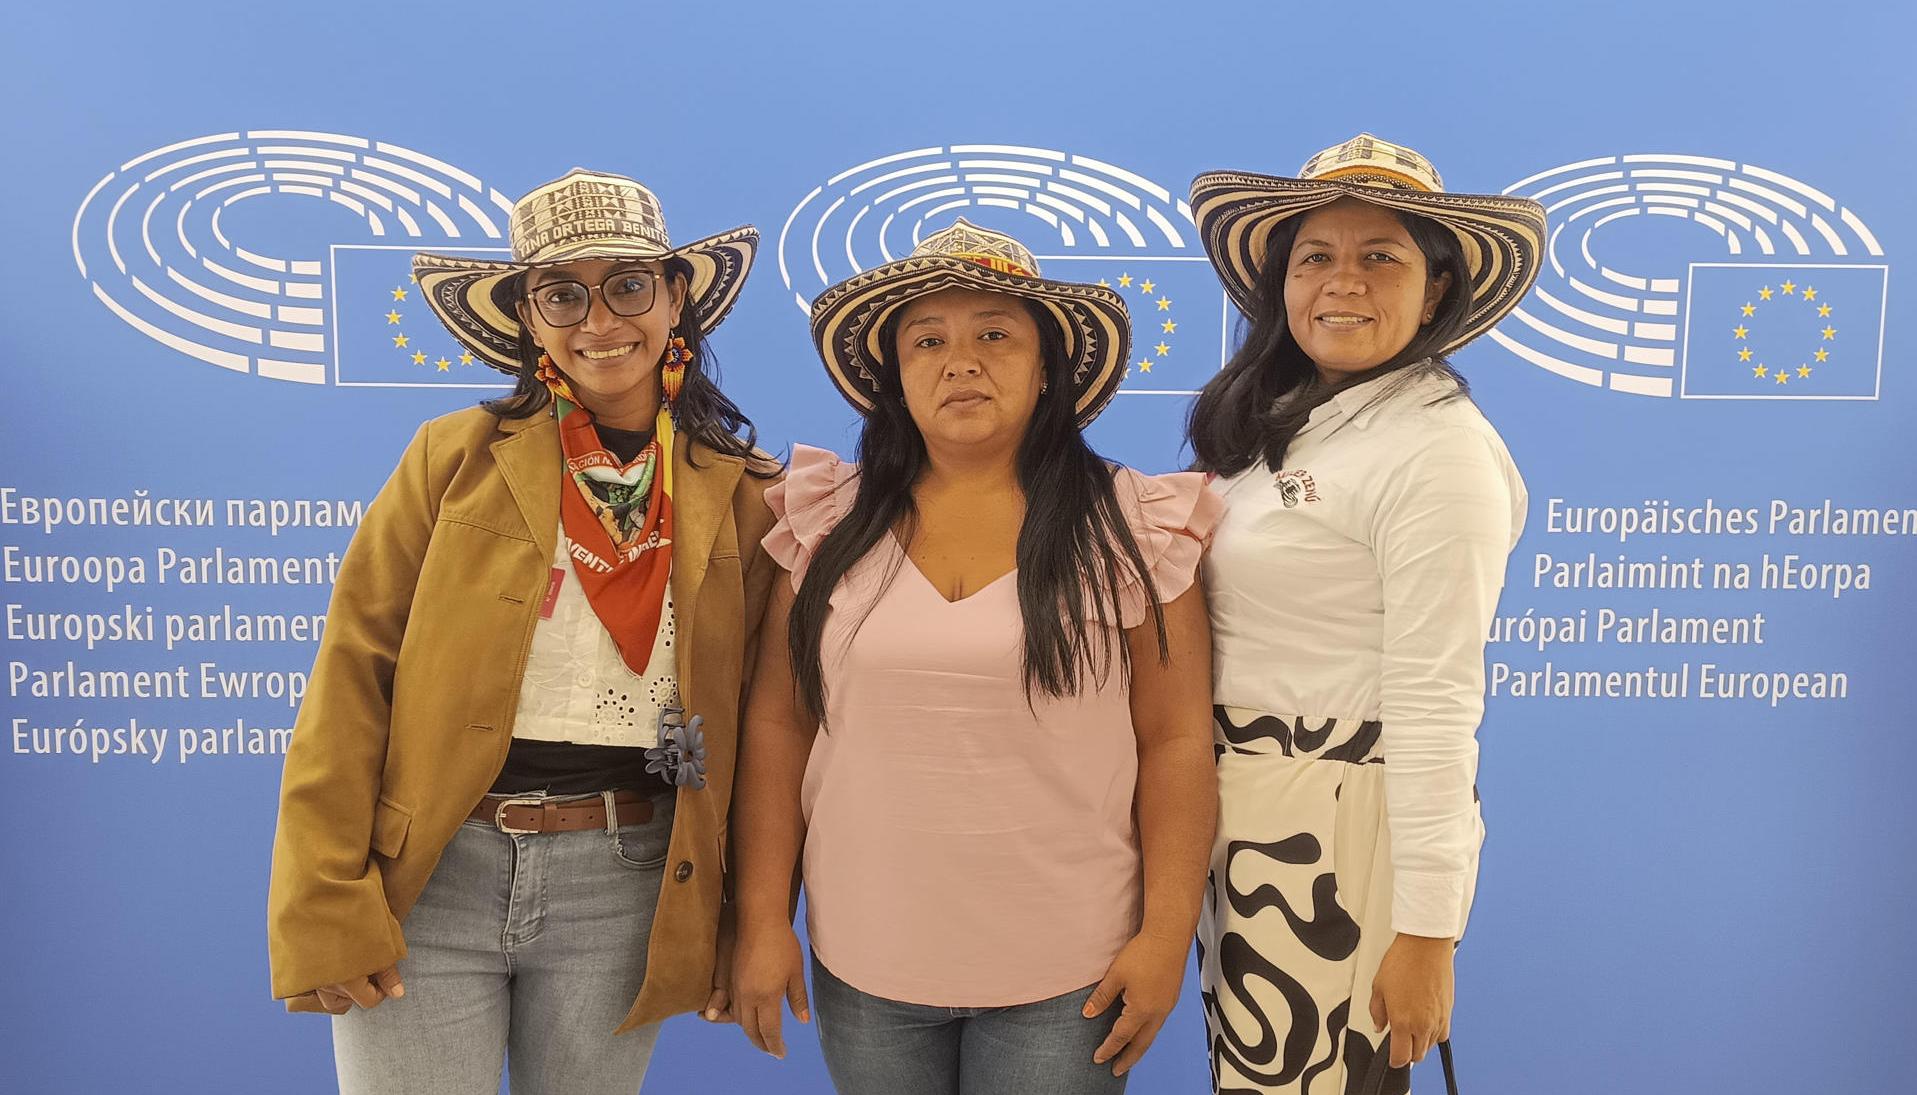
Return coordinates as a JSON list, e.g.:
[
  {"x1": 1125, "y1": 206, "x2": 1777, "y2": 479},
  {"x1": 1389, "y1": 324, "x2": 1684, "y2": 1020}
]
[{"x1": 508, "y1": 523, "x2": 680, "y2": 749}]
